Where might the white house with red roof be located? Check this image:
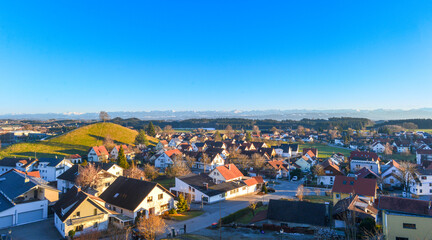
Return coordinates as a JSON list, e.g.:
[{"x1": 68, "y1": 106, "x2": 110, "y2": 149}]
[
  {"x1": 154, "y1": 149, "x2": 182, "y2": 169},
  {"x1": 349, "y1": 150, "x2": 381, "y2": 174},
  {"x1": 88, "y1": 146, "x2": 109, "y2": 162},
  {"x1": 110, "y1": 145, "x2": 135, "y2": 160},
  {"x1": 317, "y1": 159, "x2": 344, "y2": 186},
  {"x1": 64, "y1": 154, "x2": 82, "y2": 164},
  {"x1": 381, "y1": 160, "x2": 403, "y2": 188},
  {"x1": 209, "y1": 164, "x2": 244, "y2": 184}
]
